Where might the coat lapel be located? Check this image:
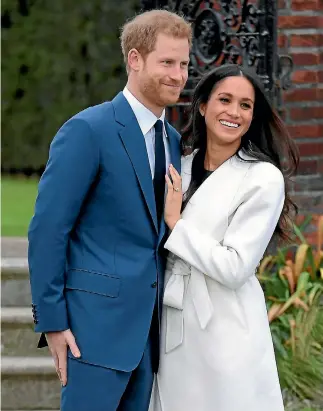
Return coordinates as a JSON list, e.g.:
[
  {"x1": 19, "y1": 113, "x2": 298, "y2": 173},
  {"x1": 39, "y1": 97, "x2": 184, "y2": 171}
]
[
  {"x1": 181, "y1": 153, "x2": 250, "y2": 220},
  {"x1": 112, "y1": 92, "x2": 158, "y2": 233}
]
